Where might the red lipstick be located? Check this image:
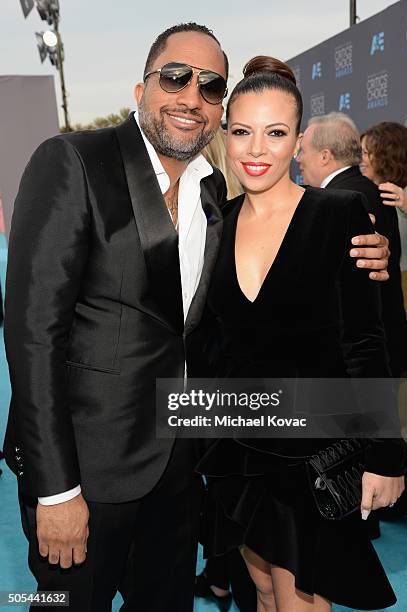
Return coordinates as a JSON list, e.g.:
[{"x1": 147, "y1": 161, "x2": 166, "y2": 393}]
[{"x1": 241, "y1": 162, "x2": 271, "y2": 177}]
